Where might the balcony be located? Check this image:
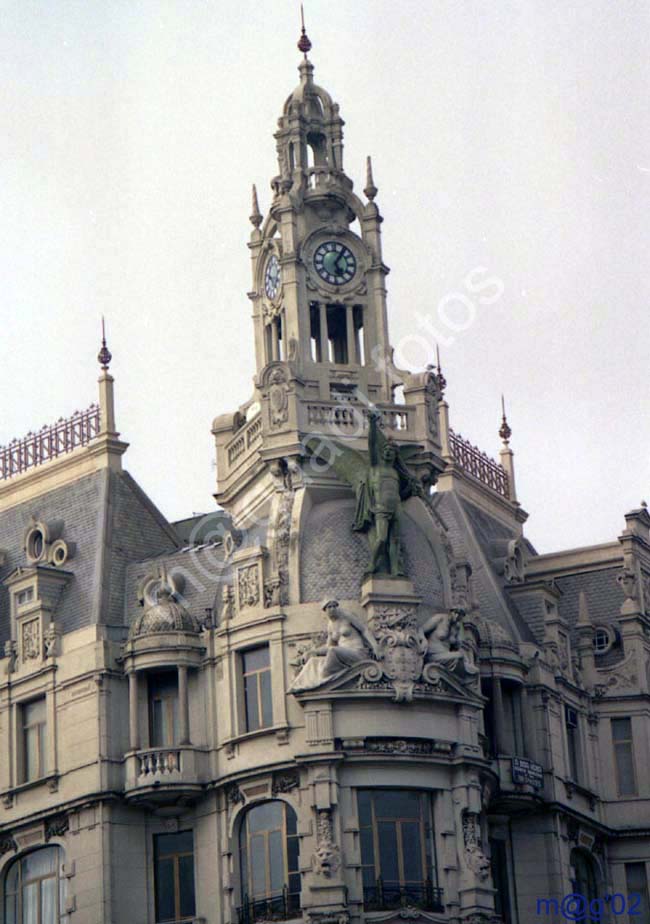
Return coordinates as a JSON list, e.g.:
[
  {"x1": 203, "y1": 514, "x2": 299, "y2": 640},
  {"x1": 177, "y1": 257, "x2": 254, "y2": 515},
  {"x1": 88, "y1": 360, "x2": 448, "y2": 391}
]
[
  {"x1": 124, "y1": 746, "x2": 206, "y2": 807},
  {"x1": 237, "y1": 887, "x2": 301, "y2": 924},
  {"x1": 363, "y1": 880, "x2": 444, "y2": 914}
]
